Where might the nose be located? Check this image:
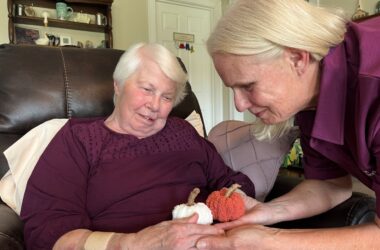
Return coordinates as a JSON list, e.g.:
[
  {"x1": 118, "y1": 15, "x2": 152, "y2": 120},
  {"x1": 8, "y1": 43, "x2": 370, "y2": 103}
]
[
  {"x1": 234, "y1": 89, "x2": 251, "y2": 112},
  {"x1": 148, "y1": 95, "x2": 160, "y2": 112}
]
